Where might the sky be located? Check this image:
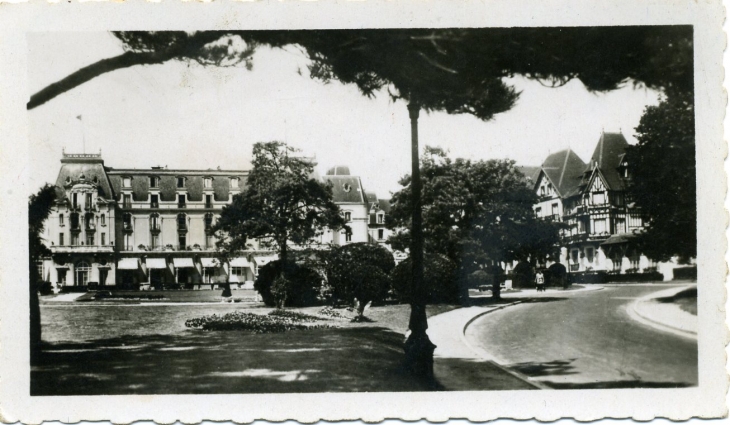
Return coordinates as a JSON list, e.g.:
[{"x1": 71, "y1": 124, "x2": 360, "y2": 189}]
[{"x1": 27, "y1": 32, "x2": 661, "y2": 199}]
